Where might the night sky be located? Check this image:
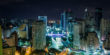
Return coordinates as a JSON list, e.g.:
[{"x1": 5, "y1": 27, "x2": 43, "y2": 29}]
[{"x1": 0, "y1": 0, "x2": 110, "y2": 19}]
